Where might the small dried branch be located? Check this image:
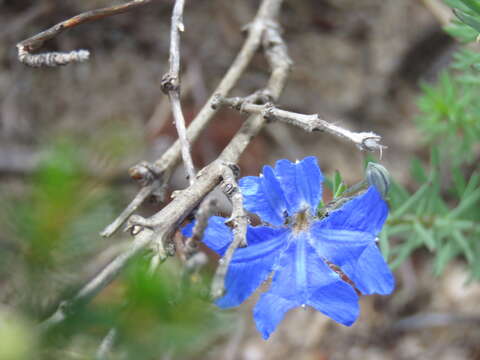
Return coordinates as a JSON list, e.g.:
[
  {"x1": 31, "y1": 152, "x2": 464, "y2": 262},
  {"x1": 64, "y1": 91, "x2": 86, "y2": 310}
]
[
  {"x1": 38, "y1": 0, "x2": 289, "y2": 330},
  {"x1": 17, "y1": 0, "x2": 154, "y2": 67},
  {"x1": 95, "y1": 328, "x2": 117, "y2": 360},
  {"x1": 210, "y1": 164, "x2": 249, "y2": 300},
  {"x1": 38, "y1": 229, "x2": 153, "y2": 331},
  {"x1": 38, "y1": 0, "x2": 289, "y2": 331},
  {"x1": 215, "y1": 98, "x2": 385, "y2": 152},
  {"x1": 162, "y1": 0, "x2": 196, "y2": 184},
  {"x1": 186, "y1": 198, "x2": 217, "y2": 252},
  {"x1": 18, "y1": 48, "x2": 90, "y2": 68},
  {"x1": 420, "y1": 0, "x2": 453, "y2": 27},
  {"x1": 102, "y1": 0, "x2": 282, "y2": 237},
  {"x1": 101, "y1": 164, "x2": 169, "y2": 238}
]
